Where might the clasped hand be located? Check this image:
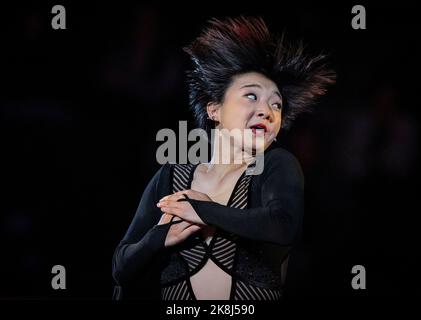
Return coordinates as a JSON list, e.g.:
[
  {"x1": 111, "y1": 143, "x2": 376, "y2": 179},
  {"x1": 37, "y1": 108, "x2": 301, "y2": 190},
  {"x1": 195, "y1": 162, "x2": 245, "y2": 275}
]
[
  {"x1": 157, "y1": 189, "x2": 211, "y2": 225},
  {"x1": 157, "y1": 189, "x2": 212, "y2": 247}
]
